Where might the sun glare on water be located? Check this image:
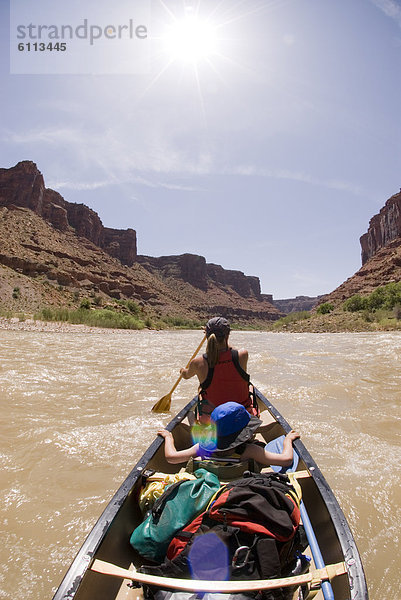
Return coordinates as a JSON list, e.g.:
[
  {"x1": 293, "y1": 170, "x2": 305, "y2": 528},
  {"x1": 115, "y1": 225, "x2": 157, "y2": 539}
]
[{"x1": 163, "y1": 15, "x2": 218, "y2": 64}]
